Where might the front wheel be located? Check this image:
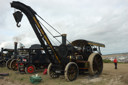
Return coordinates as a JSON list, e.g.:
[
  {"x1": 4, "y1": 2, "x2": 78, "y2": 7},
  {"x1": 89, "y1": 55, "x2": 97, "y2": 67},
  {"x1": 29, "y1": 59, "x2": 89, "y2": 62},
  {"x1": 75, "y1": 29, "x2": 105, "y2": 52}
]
[
  {"x1": 10, "y1": 59, "x2": 17, "y2": 71},
  {"x1": 65, "y1": 62, "x2": 79, "y2": 81},
  {"x1": 6, "y1": 59, "x2": 12, "y2": 69},
  {"x1": 25, "y1": 65, "x2": 36, "y2": 74},
  {"x1": 47, "y1": 63, "x2": 59, "y2": 78}
]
